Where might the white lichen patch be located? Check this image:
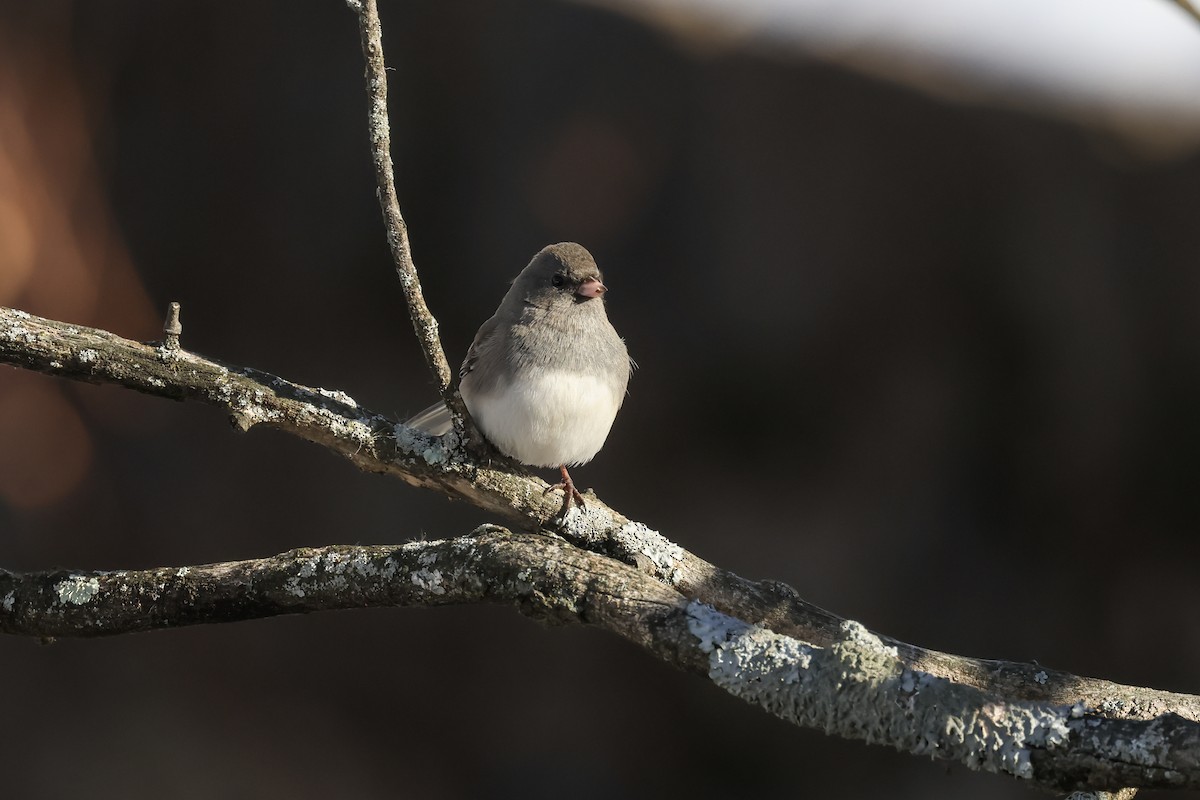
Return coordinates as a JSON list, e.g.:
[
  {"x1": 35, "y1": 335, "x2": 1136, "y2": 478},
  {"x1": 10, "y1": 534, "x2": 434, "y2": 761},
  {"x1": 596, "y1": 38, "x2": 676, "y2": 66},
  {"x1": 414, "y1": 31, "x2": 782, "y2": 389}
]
[
  {"x1": 513, "y1": 568, "x2": 534, "y2": 593},
  {"x1": 322, "y1": 551, "x2": 349, "y2": 571},
  {"x1": 283, "y1": 401, "x2": 377, "y2": 451},
  {"x1": 10, "y1": 309, "x2": 31, "y2": 319},
  {"x1": 394, "y1": 422, "x2": 462, "y2": 467},
  {"x1": 613, "y1": 521, "x2": 684, "y2": 583},
  {"x1": 378, "y1": 557, "x2": 399, "y2": 581},
  {"x1": 451, "y1": 535, "x2": 480, "y2": 552},
  {"x1": 283, "y1": 553, "x2": 325, "y2": 597},
  {"x1": 342, "y1": 551, "x2": 379, "y2": 578},
  {"x1": 323, "y1": 551, "x2": 375, "y2": 582},
  {"x1": 687, "y1": 601, "x2": 752, "y2": 654},
  {"x1": 156, "y1": 344, "x2": 185, "y2": 362},
  {"x1": 49, "y1": 360, "x2": 63, "y2": 369},
  {"x1": 687, "y1": 601, "x2": 813, "y2": 687},
  {"x1": 688, "y1": 603, "x2": 1080, "y2": 781},
  {"x1": 2, "y1": 591, "x2": 14, "y2": 612},
  {"x1": 331, "y1": 413, "x2": 376, "y2": 449},
  {"x1": 76, "y1": 349, "x2": 99, "y2": 364},
  {"x1": 213, "y1": 377, "x2": 233, "y2": 401},
  {"x1": 928, "y1": 695, "x2": 1076, "y2": 779},
  {"x1": 56, "y1": 575, "x2": 101, "y2": 605},
  {"x1": 396, "y1": 422, "x2": 461, "y2": 467},
  {"x1": 1034, "y1": 670, "x2": 1048, "y2": 685},
  {"x1": 965, "y1": 702, "x2": 1072, "y2": 778},
  {"x1": 213, "y1": 378, "x2": 284, "y2": 428},
  {"x1": 557, "y1": 504, "x2": 624, "y2": 547},
  {"x1": 296, "y1": 554, "x2": 322, "y2": 578},
  {"x1": 282, "y1": 550, "x2": 397, "y2": 598},
  {"x1": 410, "y1": 568, "x2": 446, "y2": 595},
  {"x1": 1111, "y1": 717, "x2": 1169, "y2": 766},
  {"x1": 175, "y1": 567, "x2": 190, "y2": 578},
  {"x1": 234, "y1": 401, "x2": 281, "y2": 427},
  {"x1": 2, "y1": 321, "x2": 32, "y2": 342},
  {"x1": 834, "y1": 619, "x2": 899, "y2": 670},
  {"x1": 315, "y1": 387, "x2": 358, "y2": 408}
]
